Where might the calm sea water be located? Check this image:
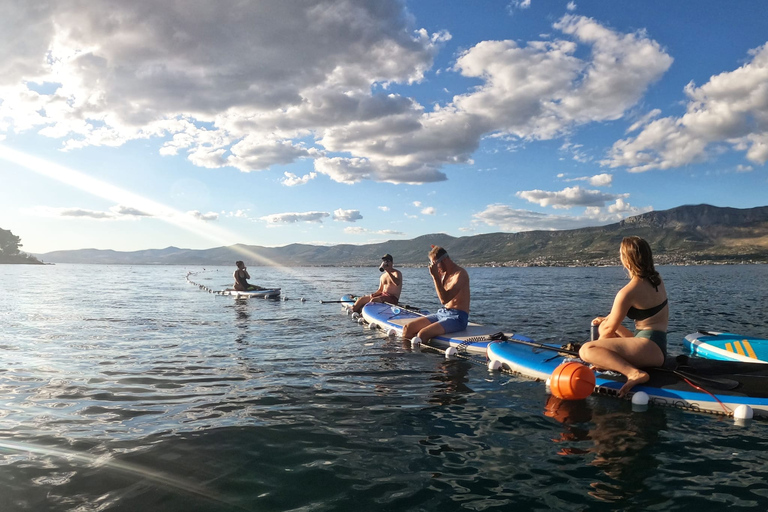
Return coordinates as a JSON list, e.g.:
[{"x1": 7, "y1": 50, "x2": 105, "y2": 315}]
[{"x1": 0, "y1": 263, "x2": 767, "y2": 511}]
